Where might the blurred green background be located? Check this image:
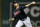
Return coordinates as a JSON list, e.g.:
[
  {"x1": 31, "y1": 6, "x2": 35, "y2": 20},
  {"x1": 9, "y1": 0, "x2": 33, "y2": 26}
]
[{"x1": 0, "y1": 0, "x2": 1, "y2": 27}]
